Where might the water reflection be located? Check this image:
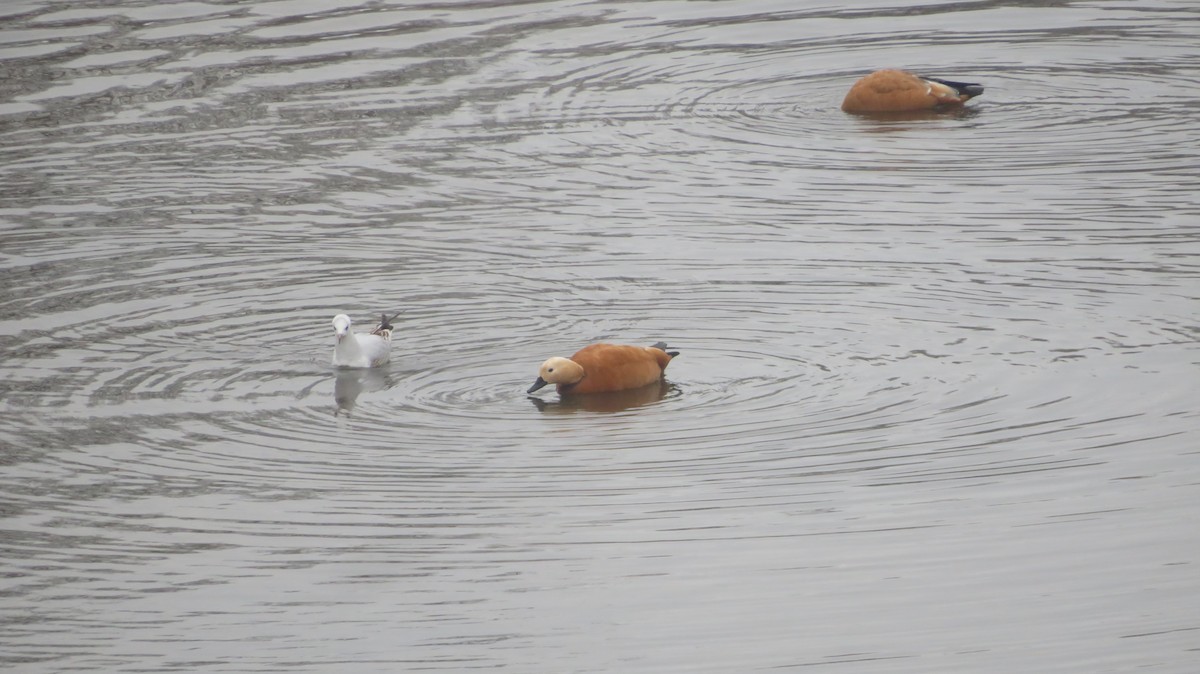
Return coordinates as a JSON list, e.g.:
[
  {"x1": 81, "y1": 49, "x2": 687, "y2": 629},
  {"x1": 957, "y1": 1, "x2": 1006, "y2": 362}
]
[
  {"x1": 528, "y1": 380, "x2": 676, "y2": 414},
  {"x1": 846, "y1": 106, "x2": 984, "y2": 124},
  {"x1": 333, "y1": 367, "x2": 390, "y2": 416}
]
